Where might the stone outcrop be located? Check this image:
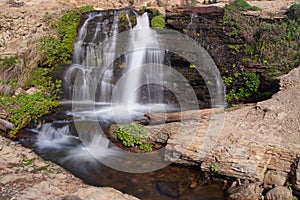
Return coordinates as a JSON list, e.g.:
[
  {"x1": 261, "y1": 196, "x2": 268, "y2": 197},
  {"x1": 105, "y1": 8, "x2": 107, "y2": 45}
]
[
  {"x1": 0, "y1": 136, "x2": 139, "y2": 200},
  {"x1": 141, "y1": 66, "x2": 300, "y2": 186}
]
